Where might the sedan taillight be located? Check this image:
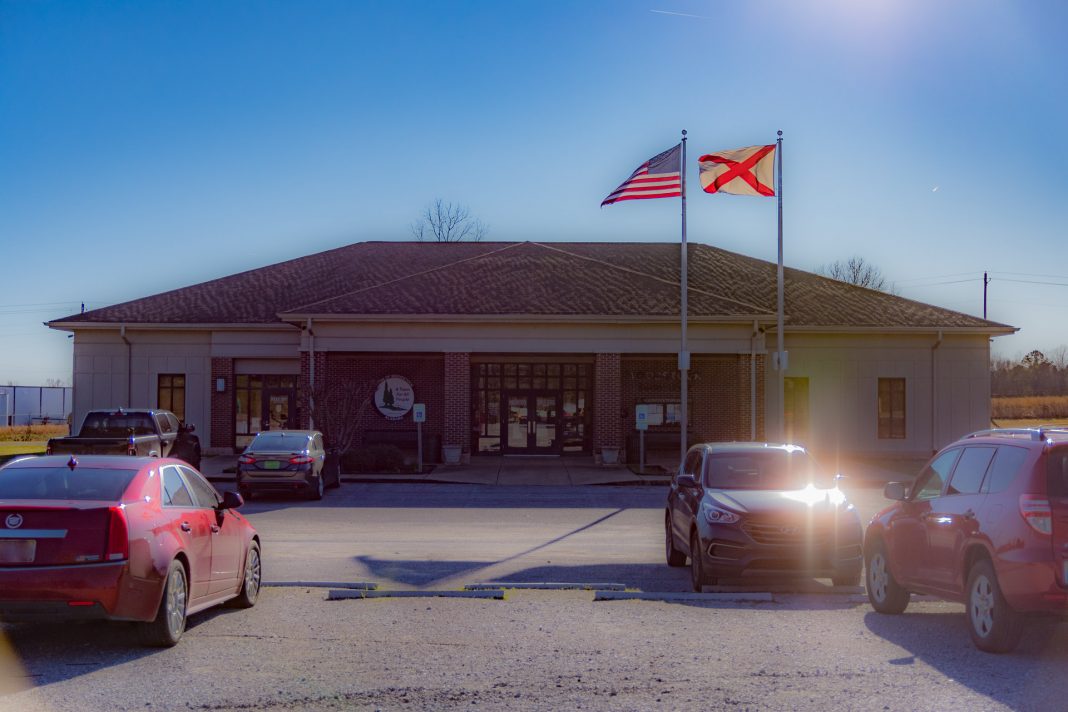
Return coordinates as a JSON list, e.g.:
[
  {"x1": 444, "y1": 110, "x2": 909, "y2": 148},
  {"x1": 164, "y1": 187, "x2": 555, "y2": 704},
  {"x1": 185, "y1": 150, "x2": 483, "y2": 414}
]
[
  {"x1": 105, "y1": 506, "x2": 130, "y2": 561},
  {"x1": 289, "y1": 455, "x2": 314, "y2": 465},
  {"x1": 1020, "y1": 494, "x2": 1052, "y2": 535},
  {"x1": 238, "y1": 455, "x2": 256, "y2": 465}
]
